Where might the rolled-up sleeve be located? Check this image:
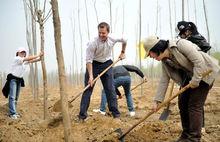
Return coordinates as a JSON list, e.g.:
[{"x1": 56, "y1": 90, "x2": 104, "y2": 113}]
[{"x1": 86, "y1": 42, "x2": 96, "y2": 63}]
